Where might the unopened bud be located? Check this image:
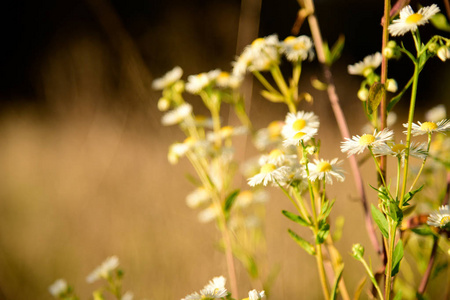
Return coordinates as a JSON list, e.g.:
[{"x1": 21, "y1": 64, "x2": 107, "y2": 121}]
[
  {"x1": 173, "y1": 81, "x2": 185, "y2": 93},
  {"x1": 428, "y1": 42, "x2": 439, "y2": 54},
  {"x1": 386, "y1": 79, "x2": 398, "y2": 93},
  {"x1": 387, "y1": 40, "x2": 397, "y2": 49},
  {"x1": 352, "y1": 243, "x2": 365, "y2": 260},
  {"x1": 437, "y1": 46, "x2": 450, "y2": 62},
  {"x1": 357, "y1": 88, "x2": 369, "y2": 101},
  {"x1": 157, "y1": 97, "x2": 171, "y2": 111},
  {"x1": 383, "y1": 47, "x2": 394, "y2": 59}
]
